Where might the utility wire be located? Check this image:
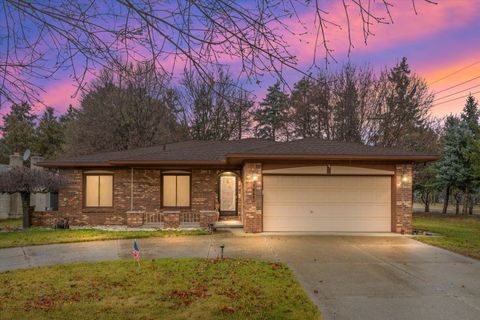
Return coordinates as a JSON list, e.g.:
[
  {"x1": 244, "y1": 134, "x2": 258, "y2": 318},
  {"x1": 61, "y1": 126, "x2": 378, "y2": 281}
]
[
  {"x1": 434, "y1": 83, "x2": 480, "y2": 102},
  {"x1": 430, "y1": 60, "x2": 480, "y2": 85},
  {"x1": 432, "y1": 90, "x2": 480, "y2": 107},
  {"x1": 434, "y1": 75, "x2": 480, "y2": 95}
]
